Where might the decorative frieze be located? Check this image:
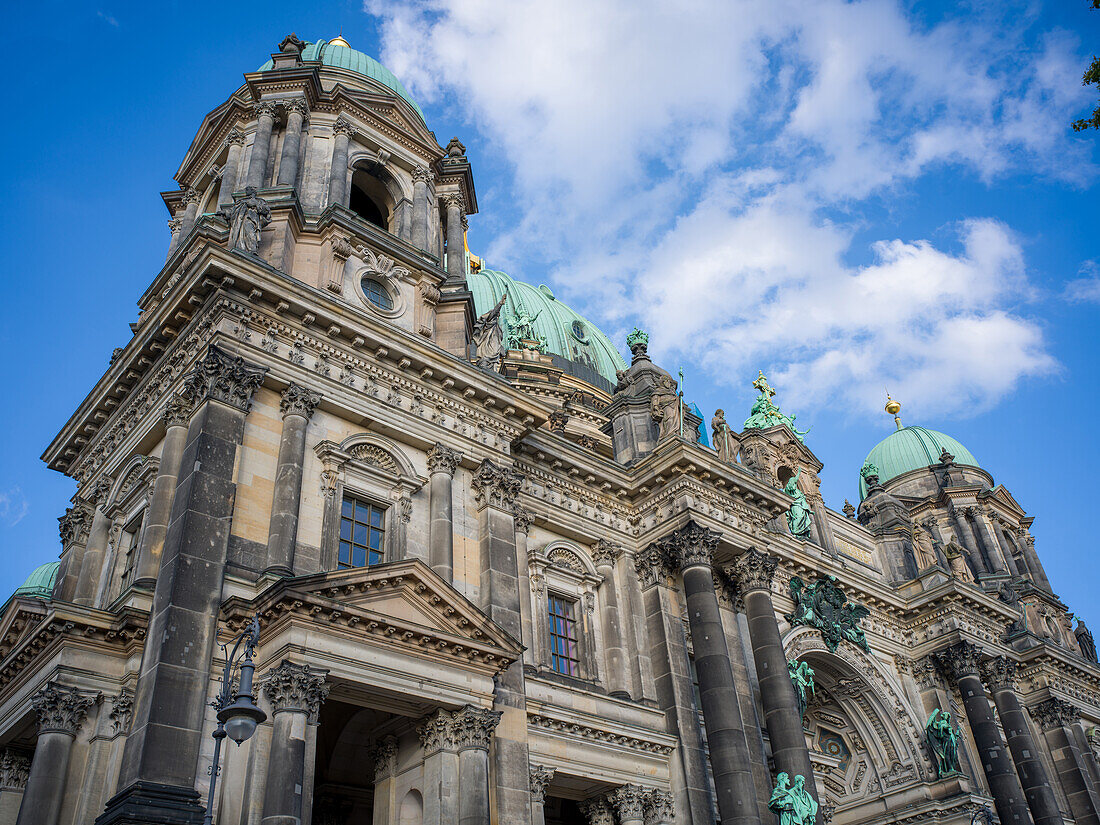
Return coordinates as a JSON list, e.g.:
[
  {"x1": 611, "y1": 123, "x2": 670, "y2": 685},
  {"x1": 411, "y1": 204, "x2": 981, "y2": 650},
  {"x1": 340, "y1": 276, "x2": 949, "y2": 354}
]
[
  {"x1": 933, "y1": 641, "x2": 984, "y2": 682},
  {"x1": 979, "y1": 656, "x2": 1017, "y2": 692},
  {"x1": 472, "y1": 460, "x2": 523, "y2": 509},
  {"x1": 180, "y1": 344, "x2": 267, "y2": 412},
  {"x1": 728, "y1": 547, "x2": 778, "y2": 593},
  {"x1": 427, "y1": 443, "x2": 461, "y2": 477},
  {"x1": 30, "y1": 682, "x2": 96, "y2": 736},
  {"x1": 280, "y1": 383, "x2": 322, "y2": 420},
  {"x1": 1030, "y1": 697, "x2": 1080, "y2": 731},
  {"x1": 529, "y1": 765, "x2": 555, "y2": 804},
  {"x1": 261, "y1": 661, "x2": 330, "y2": 716}
]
